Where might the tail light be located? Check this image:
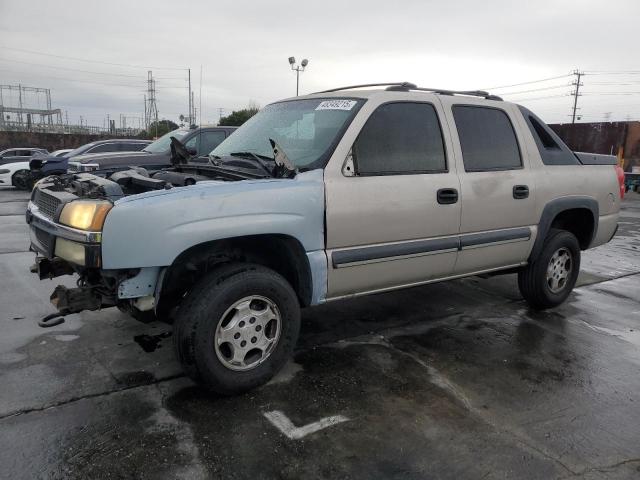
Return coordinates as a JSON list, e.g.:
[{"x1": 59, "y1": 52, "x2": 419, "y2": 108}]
[{"x1": 615, "y1": 165, "x2": 625, "y2": 199}]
